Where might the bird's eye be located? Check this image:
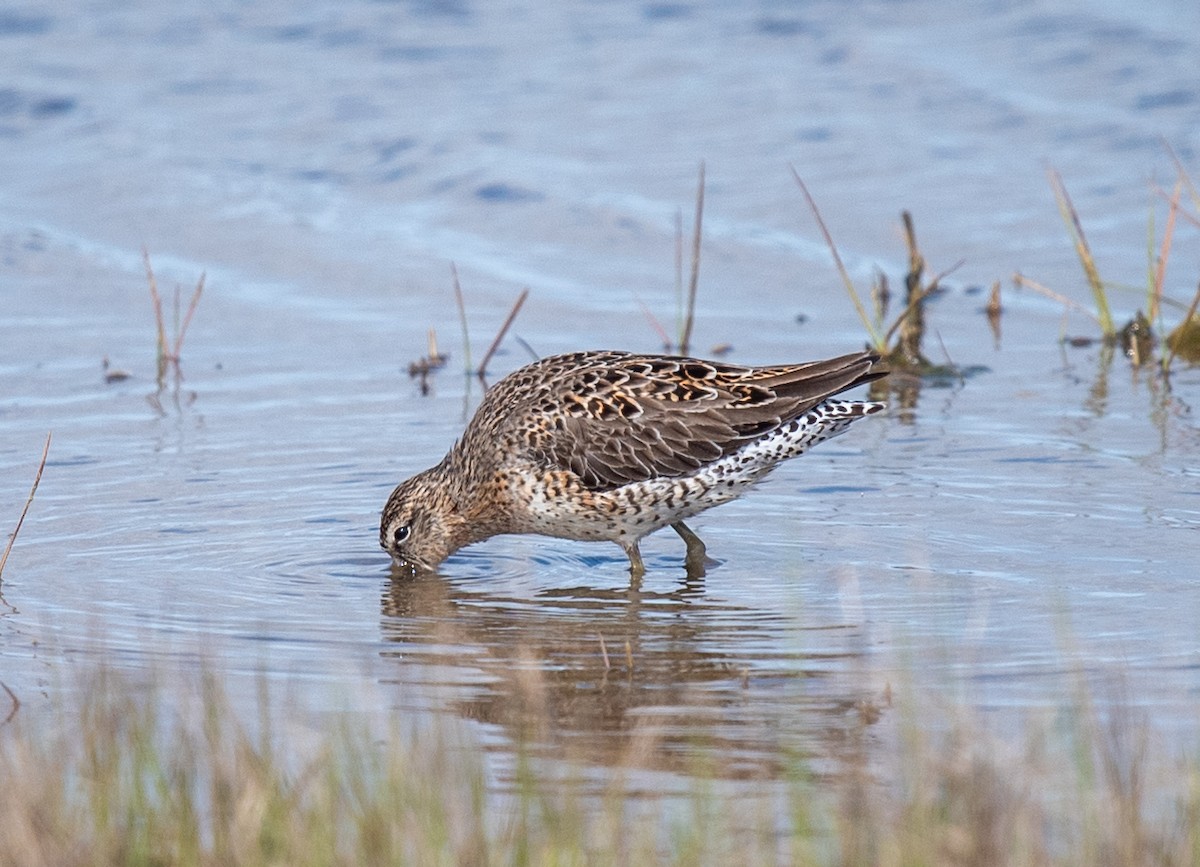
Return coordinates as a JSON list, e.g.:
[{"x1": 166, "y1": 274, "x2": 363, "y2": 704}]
[{"x1": 392, "y1": 525, "x2": 411, "y2": 546}]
